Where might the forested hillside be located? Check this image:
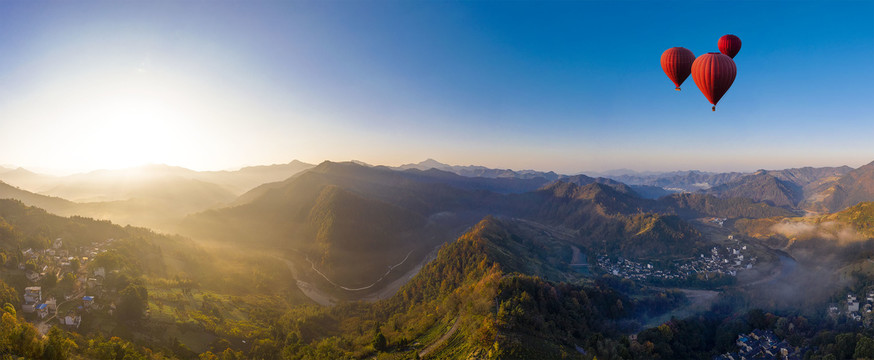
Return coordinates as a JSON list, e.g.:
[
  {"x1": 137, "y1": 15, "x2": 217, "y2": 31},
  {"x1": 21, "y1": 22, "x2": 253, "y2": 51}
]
[
  {"x1": 183, "y1": 162, "x2": 800, "y2": 288},
  {"x1": 261, "y1": 217, "x2": 648, "y2": 359}
]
